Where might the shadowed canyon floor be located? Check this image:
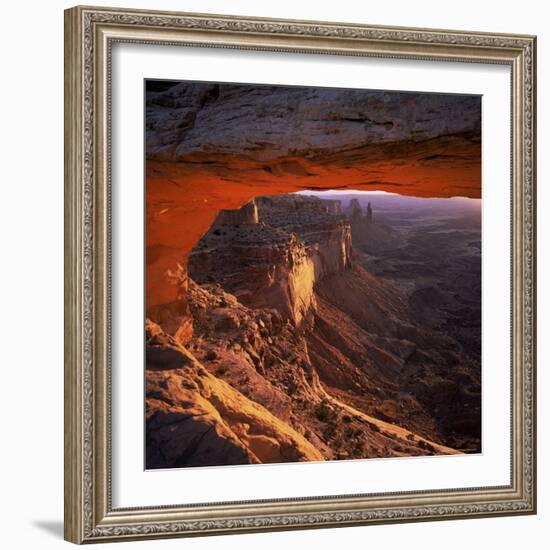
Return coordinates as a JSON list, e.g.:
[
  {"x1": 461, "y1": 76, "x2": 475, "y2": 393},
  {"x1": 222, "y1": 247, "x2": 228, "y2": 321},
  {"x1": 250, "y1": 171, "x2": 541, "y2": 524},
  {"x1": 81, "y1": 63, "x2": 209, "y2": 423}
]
[{"x1": 146, "y1": 194, "x2": 480, "y2": 468}]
